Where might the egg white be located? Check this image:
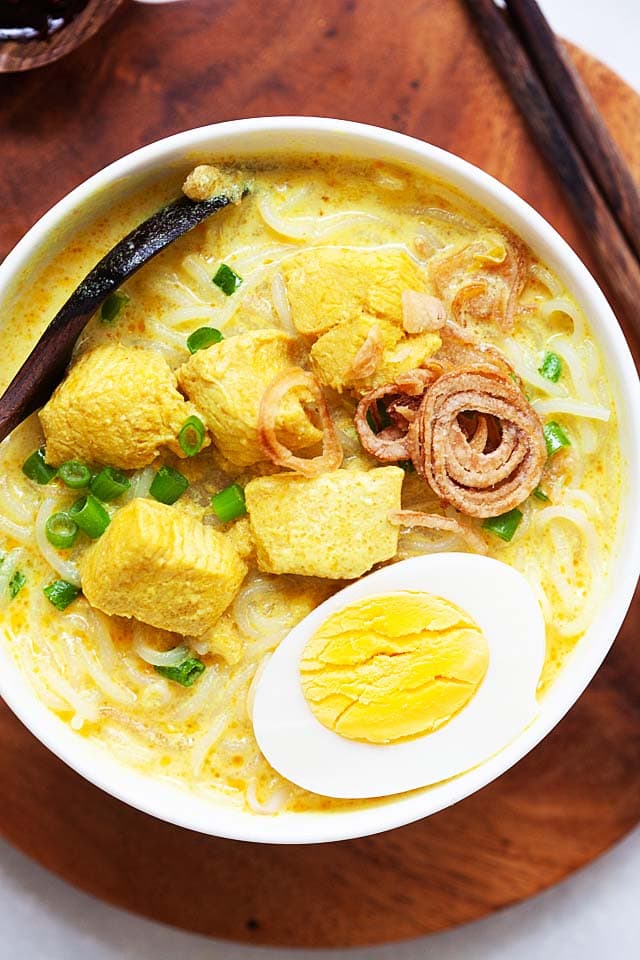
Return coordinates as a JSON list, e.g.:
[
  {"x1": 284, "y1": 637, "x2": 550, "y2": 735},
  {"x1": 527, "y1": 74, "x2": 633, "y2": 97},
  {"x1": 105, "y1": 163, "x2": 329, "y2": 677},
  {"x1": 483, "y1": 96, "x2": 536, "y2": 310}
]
[{"x1": 252, "y1": 554, "x2": 546, "y2": 799}]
